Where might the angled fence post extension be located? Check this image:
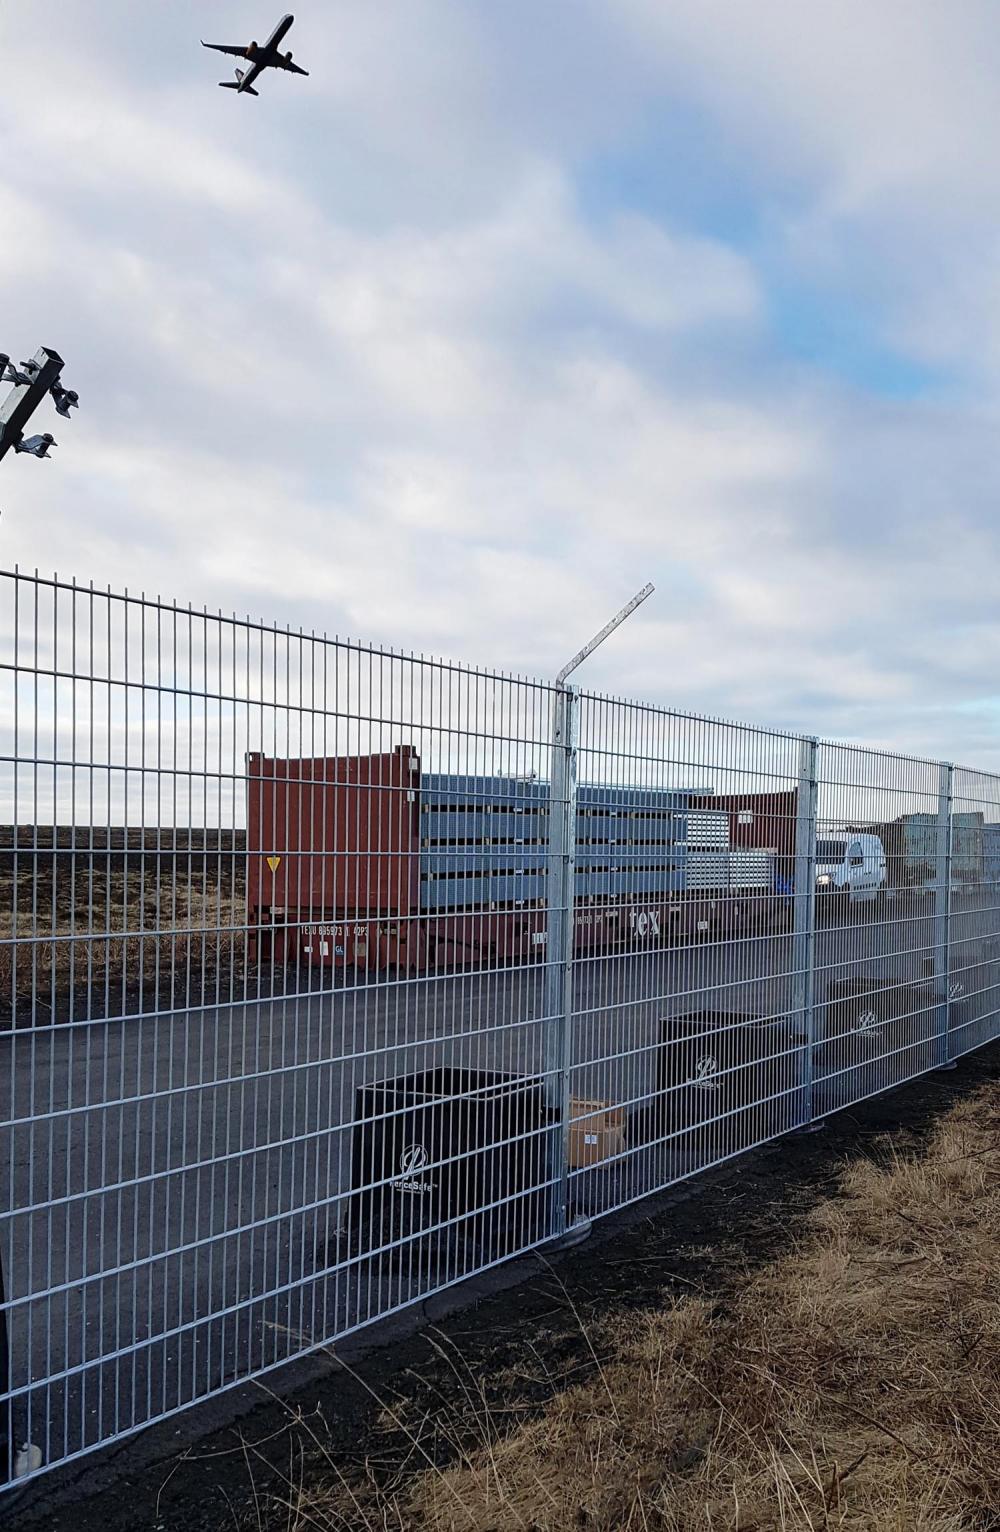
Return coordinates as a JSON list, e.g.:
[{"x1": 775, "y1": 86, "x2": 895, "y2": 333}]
[
  {"x1": 543, "y1": 683, "x2": 579, "y2": 1241},
  {"x1": 792, "y1": 736, "x2": 819, "y2": 1125},
  {"x1": 935, "y1": 762, "x2": 954, "y2": 1069}
]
